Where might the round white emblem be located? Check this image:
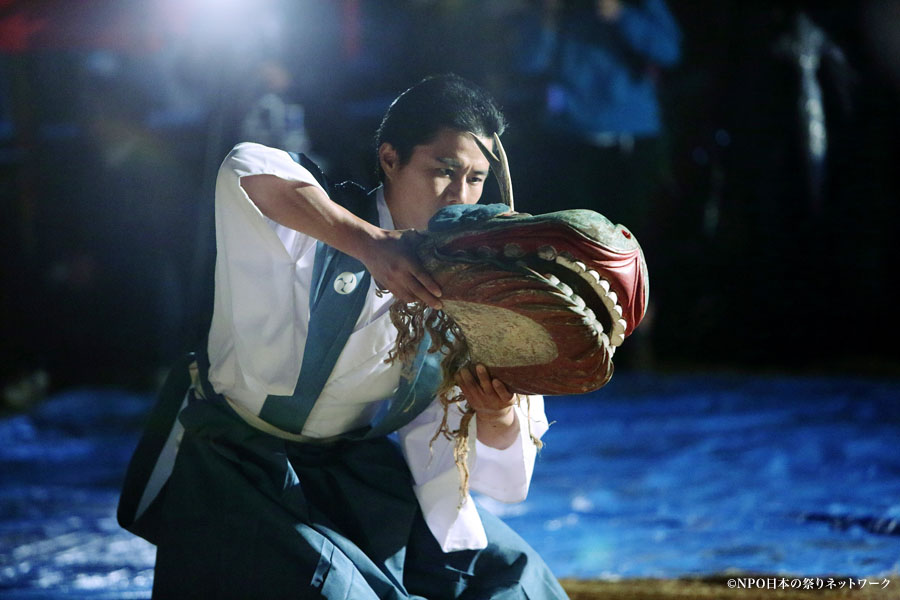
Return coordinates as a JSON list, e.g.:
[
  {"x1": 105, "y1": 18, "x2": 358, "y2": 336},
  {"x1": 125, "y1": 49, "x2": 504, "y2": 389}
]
[{"x1": 334, "y1": 272, "x2": 358, "y2": 295}]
